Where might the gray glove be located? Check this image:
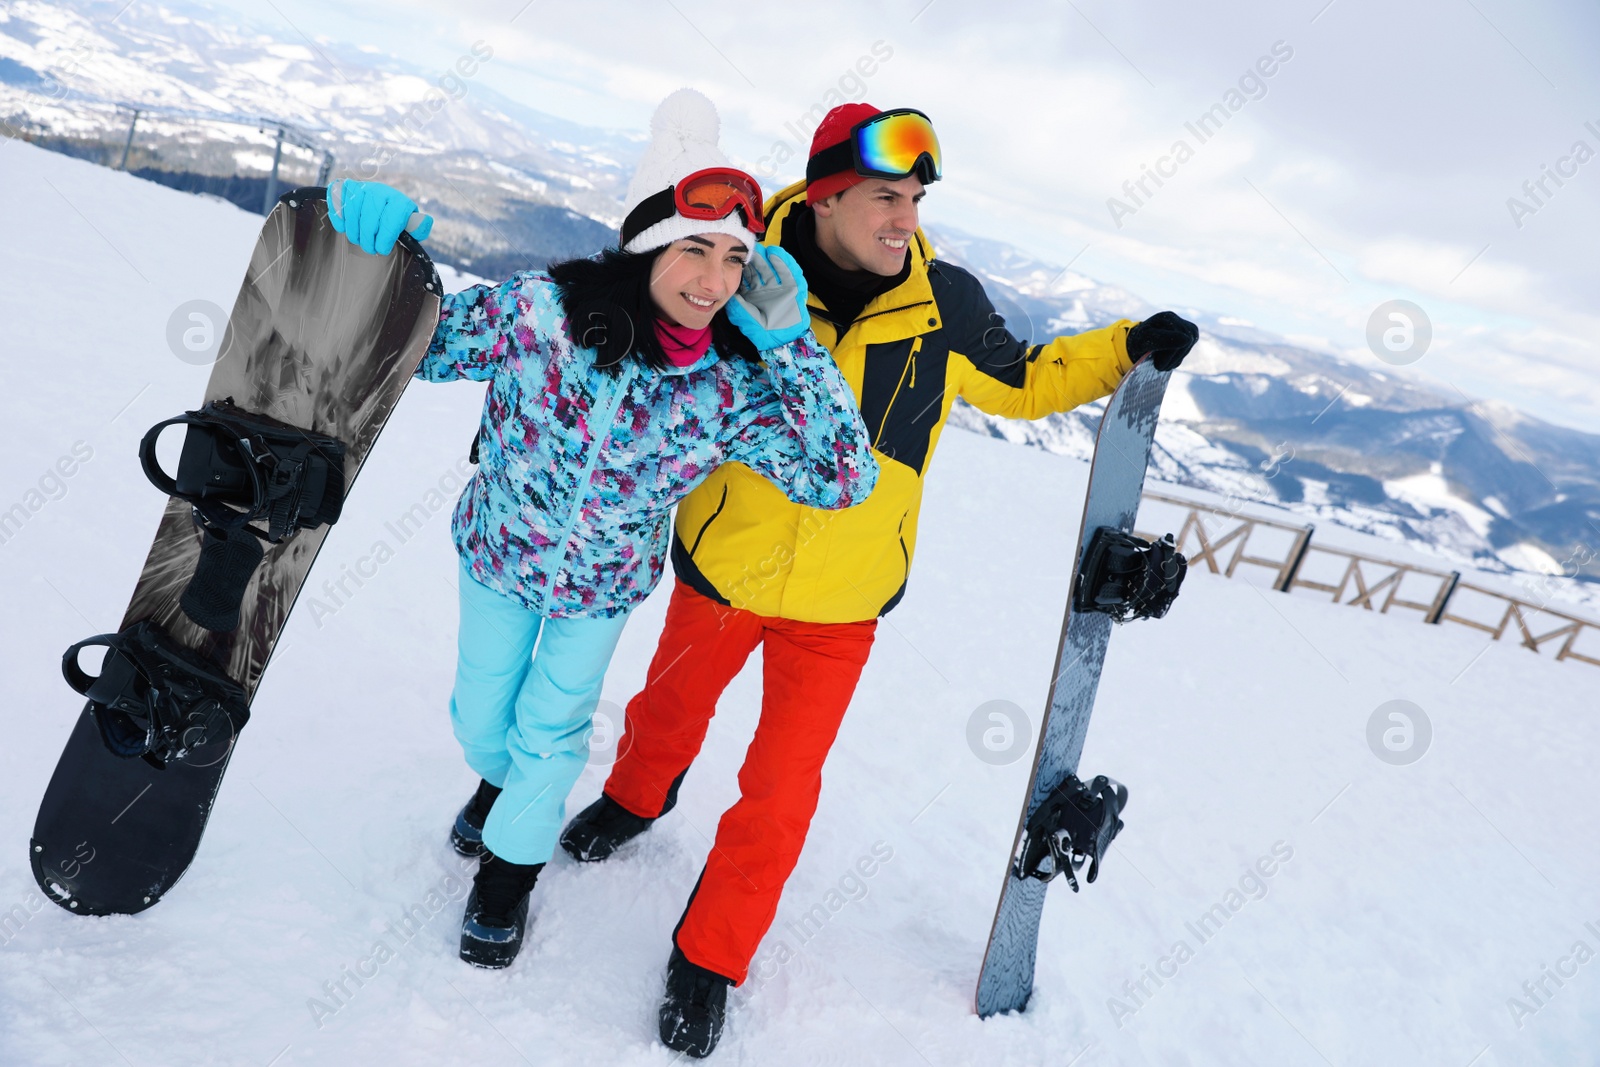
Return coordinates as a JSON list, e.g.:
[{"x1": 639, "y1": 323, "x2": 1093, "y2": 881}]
[{"x1": 726, "y1": 245, "x2": 811, "y2": 349}]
